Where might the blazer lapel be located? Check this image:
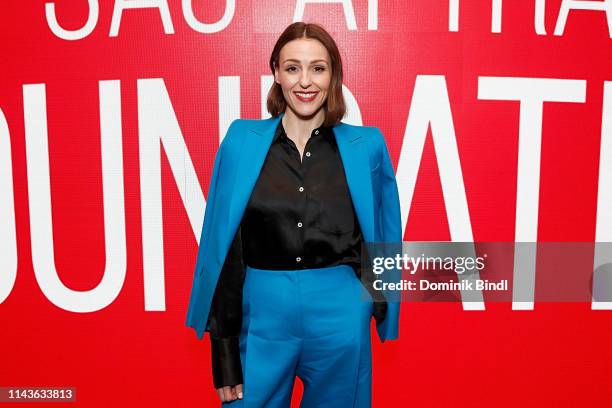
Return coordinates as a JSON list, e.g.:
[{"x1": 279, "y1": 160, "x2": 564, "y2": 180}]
[
  {"x1": 221, "y1": 113, "x2": 375, "y2": 262},
  {"x1": 222, "y1": 114, "x2": 283, "y2": 259},
  {"x1": 333, "y1": 123, "x2": 375, "y2": 242}
]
